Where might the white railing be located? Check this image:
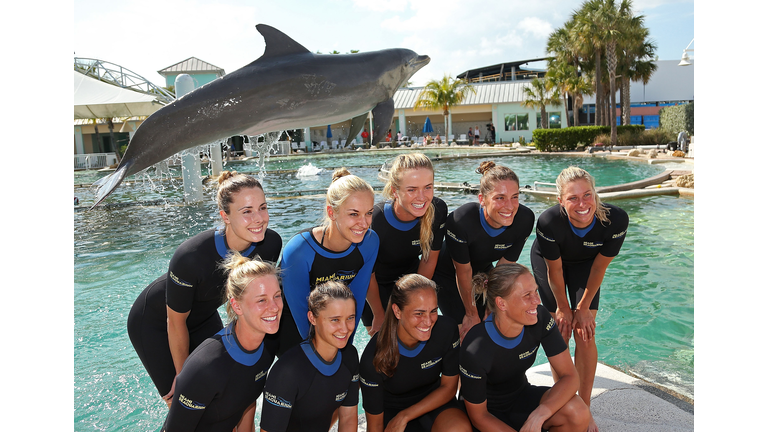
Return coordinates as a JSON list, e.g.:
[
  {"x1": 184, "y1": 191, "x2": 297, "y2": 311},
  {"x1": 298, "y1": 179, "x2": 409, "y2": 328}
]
[{"x1": 74, "y1": 153, "x2": 118, "y2": 170}]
